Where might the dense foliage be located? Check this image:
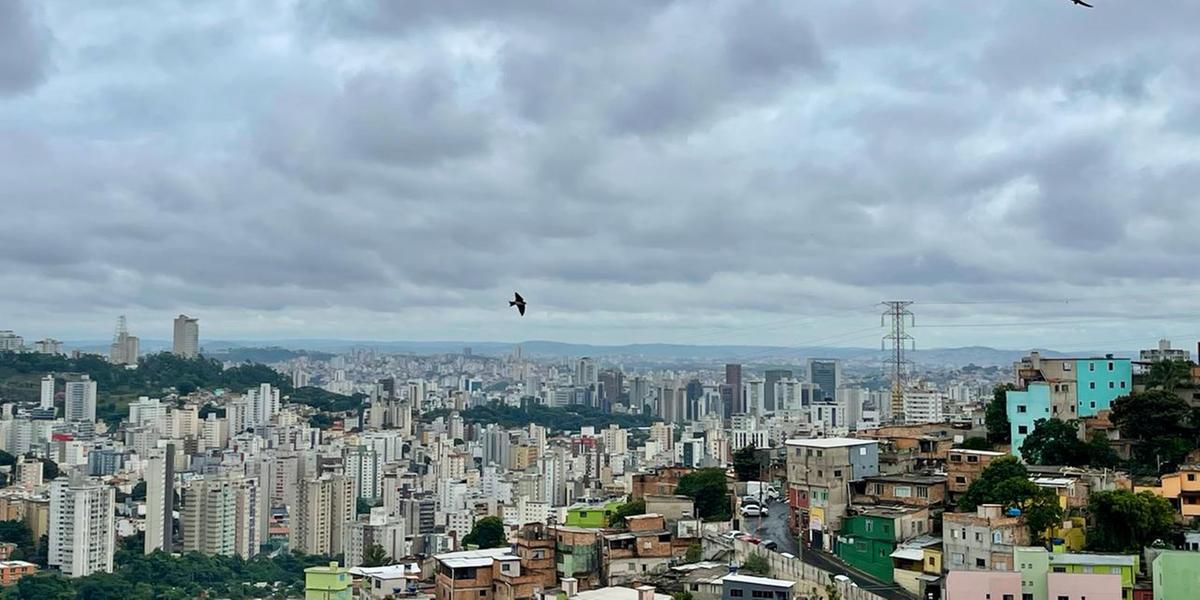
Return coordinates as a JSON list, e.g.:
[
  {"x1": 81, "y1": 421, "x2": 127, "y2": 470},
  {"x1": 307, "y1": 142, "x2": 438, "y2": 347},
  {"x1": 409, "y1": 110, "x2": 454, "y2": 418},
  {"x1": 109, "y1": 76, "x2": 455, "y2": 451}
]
[
  {"x1": 1111, "y1": 390, "x2": 1200, "y2": 475},
  {"x1": 957, "y1": 456, "x2": 1063, "y2": 543},
  {"x1": 741, "y1": 553, "x2": 771, "y2": 576},
  {"x1": 956, "y1": 437, "x2": 992, "y2": 451},
  {"x1": 676, "y1": 468, "x2": 731, "y2": 521},
  {"x1": 3, "y1": 549, "x2": 336, "y2": 600},
  {"x1": 732, "y1": 445, "x2": 761, "y2": 482},
  {"x1": 426, "y1": 401, "x2": 657, "y2": 433},
  {"x1": 986, "y1": 383, "x2": 1016, "y2": 445},
  {"x1": 1086, "y1": 490, "x2": 1175, "y2": 552},
  {"x1": 610, "y1": 499, "x2": 646, "y2": 528},
  {"x1": 462, "y1": 516, "x2": 507, "y2": 549},
  {"x1": 1020, "y1": 419, "x2": 1092, "y2": 466},
  {"x1": 0, "y1": 351, "x2": 360, "y2": 426}
]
